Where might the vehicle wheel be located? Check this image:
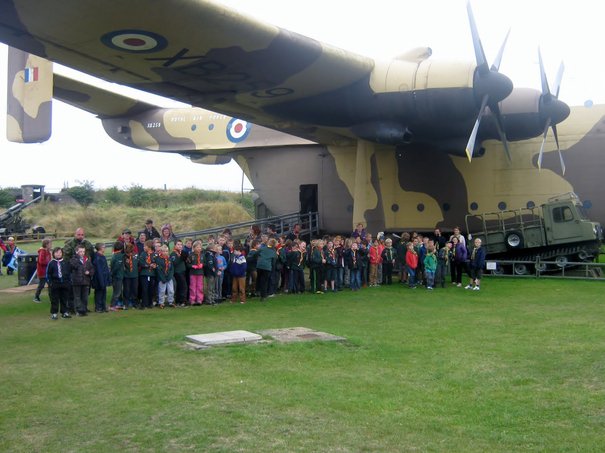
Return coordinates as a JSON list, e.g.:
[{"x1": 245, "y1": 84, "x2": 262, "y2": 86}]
[
  {"x1": 505, "y1": 231, "x2": 524, "y2": 249},
  {"x1": 555, "y1": 255, "x2": 569, "y2": 268},
  {"x1": 513, "y1": 263, "x2": 529, "y2": 275},
  {"x1": 32, "y1": 226, "x2": 46, "y2": 234},
  {"x1": 492, "y1": 265, "x2": 505, "y2": 275},
  {"x1": 577, "y1": 249, "x2": 590, "y2": 261},
  {"x1": 535, "y1": 262, "x2": 548, "y2": 273}
]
